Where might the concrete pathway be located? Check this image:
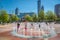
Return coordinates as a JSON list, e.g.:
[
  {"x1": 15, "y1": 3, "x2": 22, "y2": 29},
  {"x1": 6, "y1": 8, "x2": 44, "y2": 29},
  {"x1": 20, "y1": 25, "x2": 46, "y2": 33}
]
[{"x1": 0, "y1": 23, "x2": 16, "y2": 33}]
